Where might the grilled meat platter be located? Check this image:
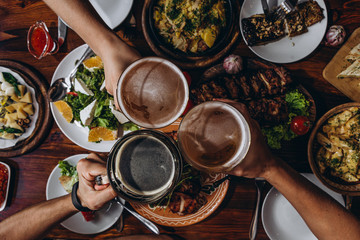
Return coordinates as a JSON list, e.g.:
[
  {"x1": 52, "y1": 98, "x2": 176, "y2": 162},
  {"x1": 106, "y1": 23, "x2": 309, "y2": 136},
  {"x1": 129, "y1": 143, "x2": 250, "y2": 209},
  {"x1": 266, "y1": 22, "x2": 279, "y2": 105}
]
[{"x1": 191, "y1": 59, "x2": 295, "y2": 125}]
